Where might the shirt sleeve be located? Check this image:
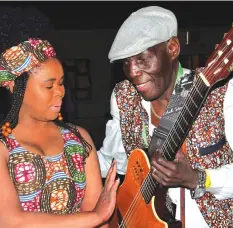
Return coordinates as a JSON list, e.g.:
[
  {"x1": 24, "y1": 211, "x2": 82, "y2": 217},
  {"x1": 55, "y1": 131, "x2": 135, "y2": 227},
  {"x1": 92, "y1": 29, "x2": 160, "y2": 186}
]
[
  {"x1": 97, "y1": 91, "x2": 128, "y2": 178},
  {"x1": 224, "y1": 78, "x2": 233, "y2": 149},
  {"x1": 206, "y1": 79, "x2": 233, "y2": 200}
]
